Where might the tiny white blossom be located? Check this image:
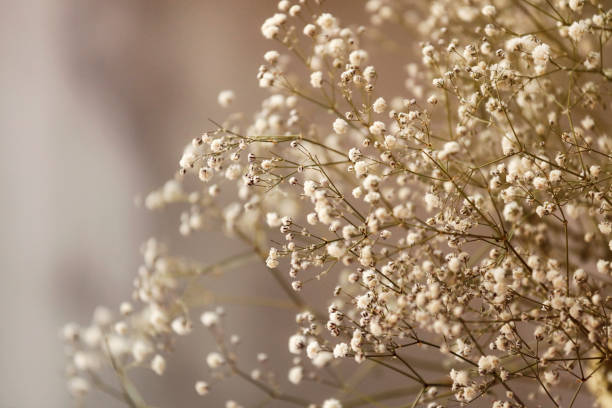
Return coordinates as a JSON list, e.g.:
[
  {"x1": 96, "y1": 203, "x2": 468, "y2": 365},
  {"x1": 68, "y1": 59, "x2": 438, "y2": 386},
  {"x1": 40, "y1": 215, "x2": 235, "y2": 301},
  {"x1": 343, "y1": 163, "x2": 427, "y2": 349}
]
[
  {"x1": 171, "y1": 316, "x2": 192, "y2": 335},
  {"x1": 372, "y1": 97, "x2": 387, "y2": 114},
  {"x1": 478, "y1": 355, "x2": 500, "y2": 374},
  {"x1": 310, "y1": 71, "x2": 323, "y2": 88},
  {"x1": 532, "y1": 44, "x2": 550, "y2": 66},
  {"x1": 261, "y1": 14, "x2": 286, "y2": 39},
  {"x1": 303, "y1": 23, "x2": 316, "y2": 37},
  {"x1": 333, "y1": 342, "x2": 349, "y2": 358},
  {"x1": 568, "y1": 0, "x2": 584, "y2": 13},
  {"x1": 316, "y1": 13, "x2": 337, "y2": 30},
  {"x1": 289, "y1": 334, "x2": 306, "y2": 354},
  {"x1": 264, "y1": 50, "x2": 280, "y2": 64},
  {"x1": 568, "y1": 20, "x2": 588, "y2": 42},
  {"x1": 119, "y1": 302, "x2": 133, "y2": 316},
  {"x1": 68, "y1": 377, "x2": 90, "y2": 397},
  {"x1": 322, "y1": 398, "x2": 342, "y2": 408},
  {"x1": 195, "y1": 381, "x2": 209, "y2": 395},
  {"x1": 333, "y1": 118, "x2": 349, "y2": 134},
  {"x1": 151, "y1": 354, "x2": 166, "y2": 375},
  {"x1": 503, "y1": 201, "x2": 523, "y2": 223},
  {"x1": 201, "y1": 311, "x2": 219, "y2": 327},
  {"x1": 206, "y1": 352, "x2": 225, "y2": 369},
  {"x1": 217, "y1": 90, "x2": 235, "y2": 108},
  {"x1": 349, "y1": 50, "x2": 368, "y2": 66},
  {"x1": 132, "y1": 339, "x2": 153, "y2": 363},
  {"x1": 306, "y1": 341, "x2": 321, "y2": 359},
  {"x1": 288, "y1": 366, "x2": 303, "y2": 384},
  {"x1": 424, "y1": 192, "x2": 441, "y2": 210},
  {"x1": 369, "y1": 121, "x2": 385, "y2": 136},
  {"x1": 481, "y1": 5, "x2": 496, "y2": 17},
  {"x1": 533, "y1": 176, "x2": 547, "y2": 190}
]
